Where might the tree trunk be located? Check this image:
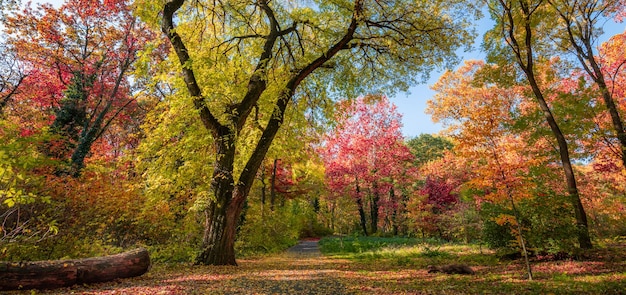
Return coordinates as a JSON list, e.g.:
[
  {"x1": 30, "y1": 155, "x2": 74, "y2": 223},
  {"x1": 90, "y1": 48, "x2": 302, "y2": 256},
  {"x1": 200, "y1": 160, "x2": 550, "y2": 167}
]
[
  {"x1": 357, "y1": 196, "x2": 368, "y2": 236},
  {"x1": 390, "y1": 187, "x2": 399, "y2": 236},
  {"x1": 355, "y1": 178, "x2": 368, "y2": 236},
  {"x1": 0, "y1": 248, "x2": 150, "y2": 291},
  {"x1": 195, "y1": 189, "x2": 247, "y2": 266},
  {"x1": 330, "y1": 201, "x2": 336, "y2": 233},
  {"x1": 270, "y1": 158, "x2": 277, "y2": 211},
  {"x1": 499, "y1": 0, "x2": 592, "y2": 249},
  {"x1": 369, "y1": 184, "x2": 380, "y2": 234},
  {"x1": 548, "y1": 0, "x2": 626, "y2": 168},
  {"x1": 593, "y1": 71, "x2": 626, "y2": 168},
  {"x1": 195, "y1": 131, "x2": 242, "y2": 266},
  {"x1": 527, "y1": 75, "x2": 592, "y2": 249},
  {"x1": 260, "y1": 168, "x2": 266, "y2": 206}
]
